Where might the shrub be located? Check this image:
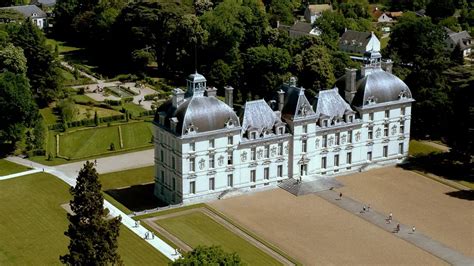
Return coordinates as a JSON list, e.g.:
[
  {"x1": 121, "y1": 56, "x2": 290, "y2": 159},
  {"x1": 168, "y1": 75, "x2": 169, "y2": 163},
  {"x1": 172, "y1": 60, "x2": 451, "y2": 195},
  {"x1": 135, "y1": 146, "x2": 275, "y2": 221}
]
[
  {"x1": 122, "y1": 97, "x2": 133, "y2": 103},
  {"x1": 109, "y1": 142, "x2": 115, "y2": 151},
  {"x1": 144, "y1": 93, "x2": 160, "y2": 101}
]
